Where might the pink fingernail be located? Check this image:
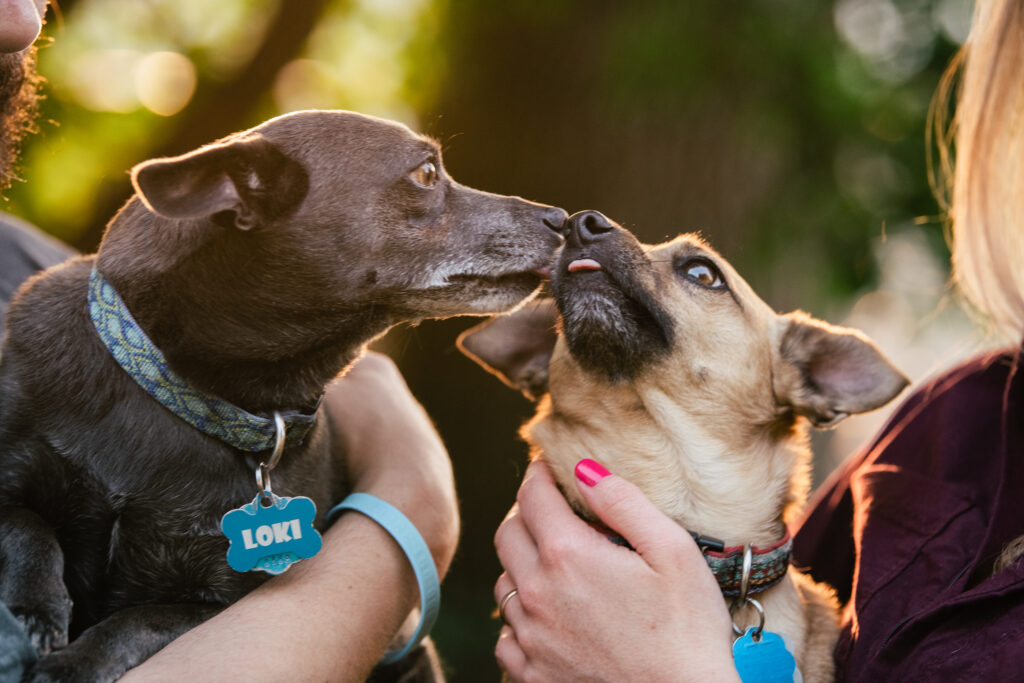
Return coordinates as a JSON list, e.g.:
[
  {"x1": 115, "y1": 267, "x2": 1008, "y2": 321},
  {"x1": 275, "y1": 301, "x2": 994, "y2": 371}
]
[{"x1": 575, "y1": 459, "x2": 611, "y2": 487}]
